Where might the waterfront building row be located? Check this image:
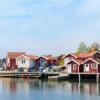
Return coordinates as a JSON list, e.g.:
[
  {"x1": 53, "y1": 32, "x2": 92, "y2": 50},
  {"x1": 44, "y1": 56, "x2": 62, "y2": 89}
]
[{"x1": 4, "y1": 51, "x2": 100, "y2": 73}]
